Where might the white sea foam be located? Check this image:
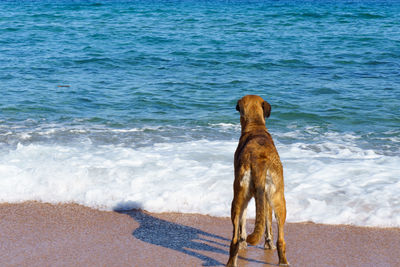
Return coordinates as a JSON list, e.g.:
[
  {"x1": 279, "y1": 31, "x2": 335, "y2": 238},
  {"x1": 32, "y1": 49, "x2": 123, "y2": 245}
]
[
  {"x1": 209, "y1": 123, "x2": 241, "y2": 131},
  {"x1": 0, "y1": 133, "x2": 399, "y2": 227}
]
